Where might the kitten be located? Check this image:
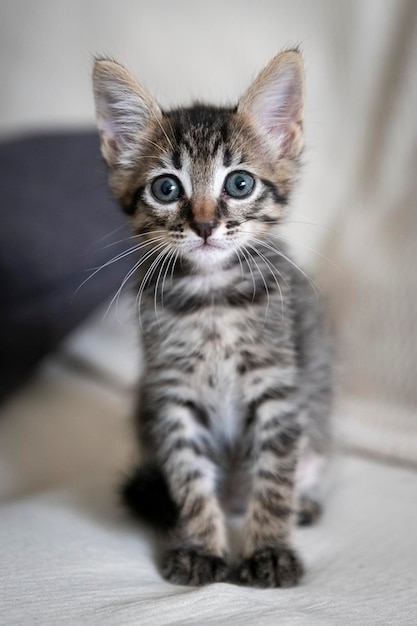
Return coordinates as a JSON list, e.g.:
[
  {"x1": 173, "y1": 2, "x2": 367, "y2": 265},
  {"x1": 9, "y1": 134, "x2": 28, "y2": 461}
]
[{"x1": 93, "y1": 50, "x2": 332, "y2": 588}]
